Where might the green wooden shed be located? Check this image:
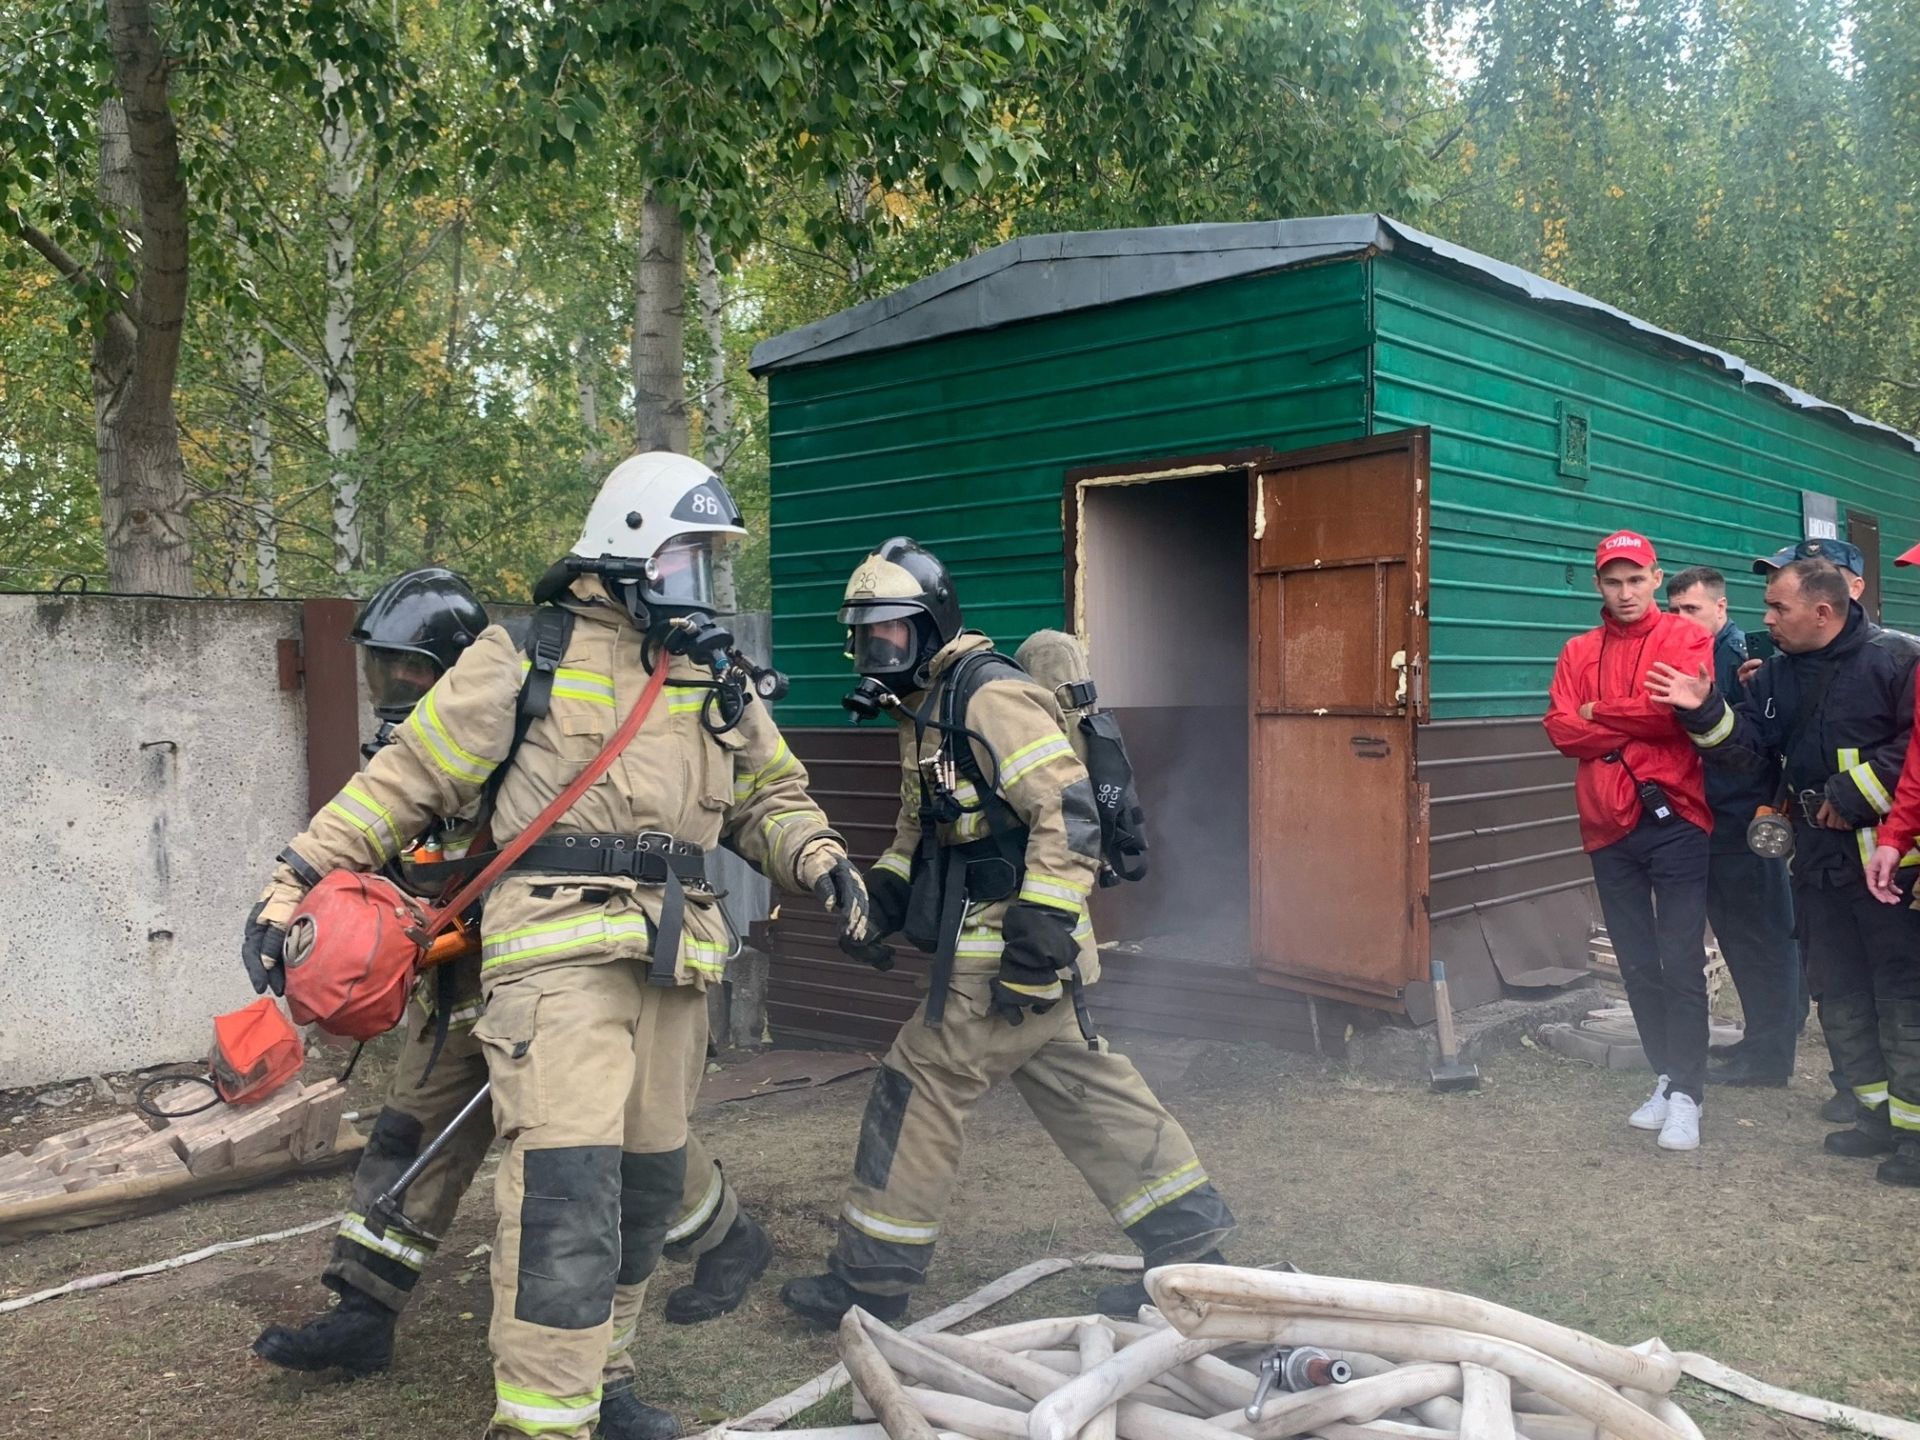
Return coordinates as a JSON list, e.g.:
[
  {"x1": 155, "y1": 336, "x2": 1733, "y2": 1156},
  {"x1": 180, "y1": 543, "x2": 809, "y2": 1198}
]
[{"x1": 746, "y1": 215, "x2": 1920, "y2": 1052}]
